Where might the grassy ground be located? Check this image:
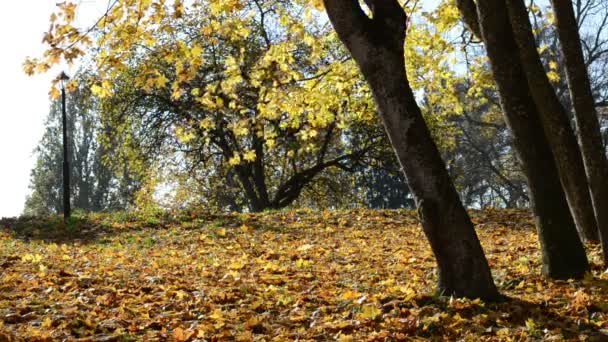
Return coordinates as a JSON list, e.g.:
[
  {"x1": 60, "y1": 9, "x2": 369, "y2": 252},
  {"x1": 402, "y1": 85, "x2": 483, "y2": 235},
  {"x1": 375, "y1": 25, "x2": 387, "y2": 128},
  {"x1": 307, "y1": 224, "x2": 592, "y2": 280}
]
[{"x1": 0, "y1": 209, "x2": 606, "y2": 341}]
